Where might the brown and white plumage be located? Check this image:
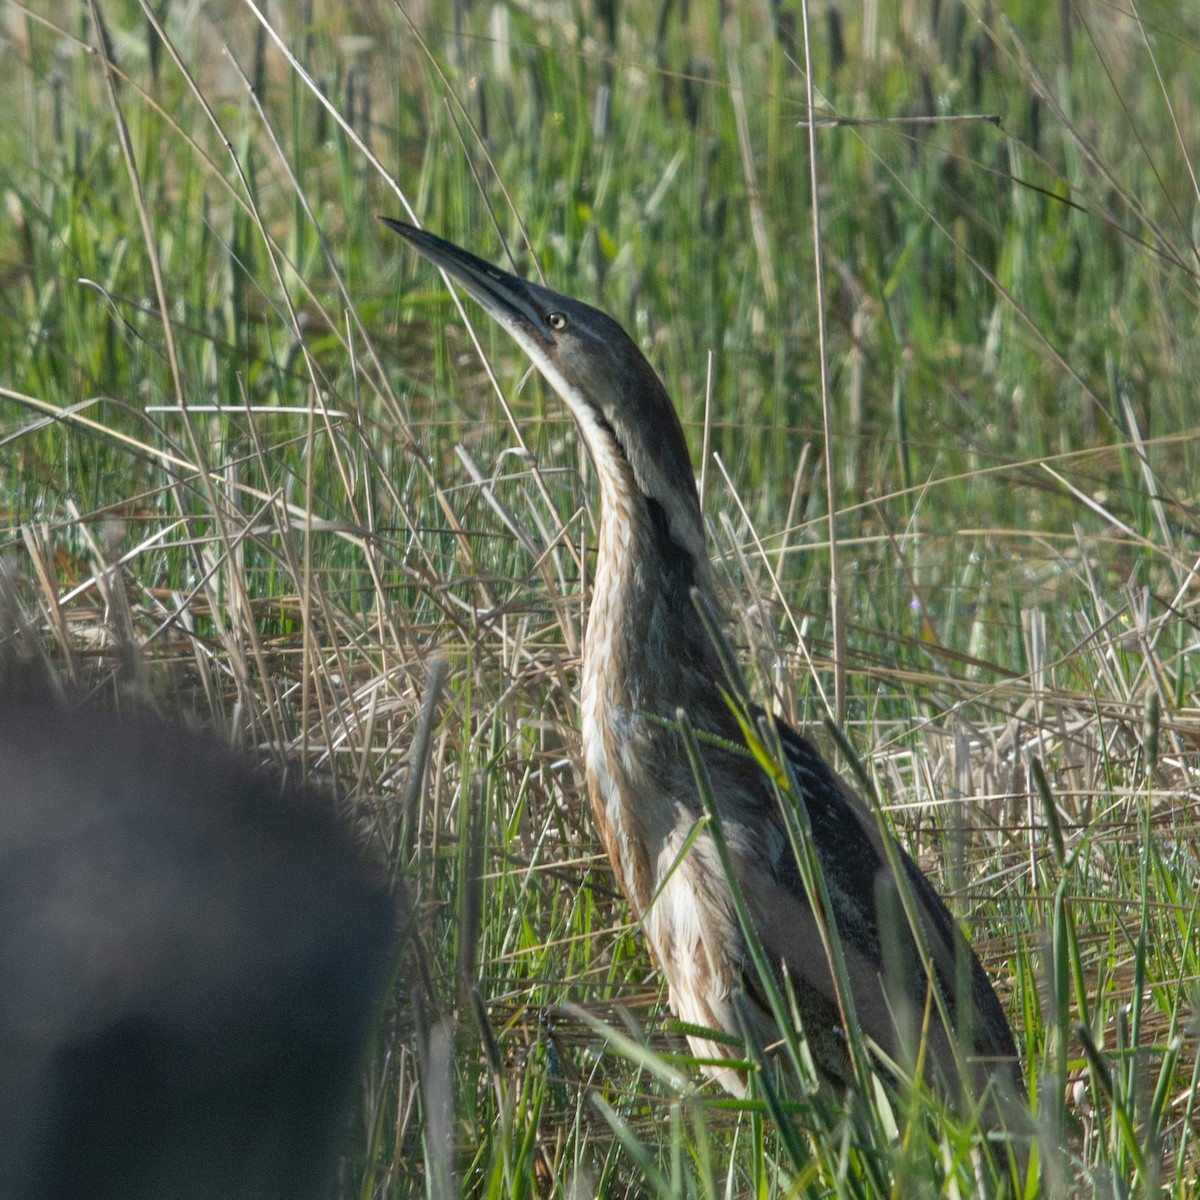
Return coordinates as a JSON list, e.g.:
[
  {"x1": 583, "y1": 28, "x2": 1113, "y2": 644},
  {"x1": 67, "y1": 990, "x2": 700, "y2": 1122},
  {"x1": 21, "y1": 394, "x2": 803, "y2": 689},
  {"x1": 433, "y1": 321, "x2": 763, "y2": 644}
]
[{"x1": 384, "y1": 219, "x2": 1023, "y2": 1111}]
